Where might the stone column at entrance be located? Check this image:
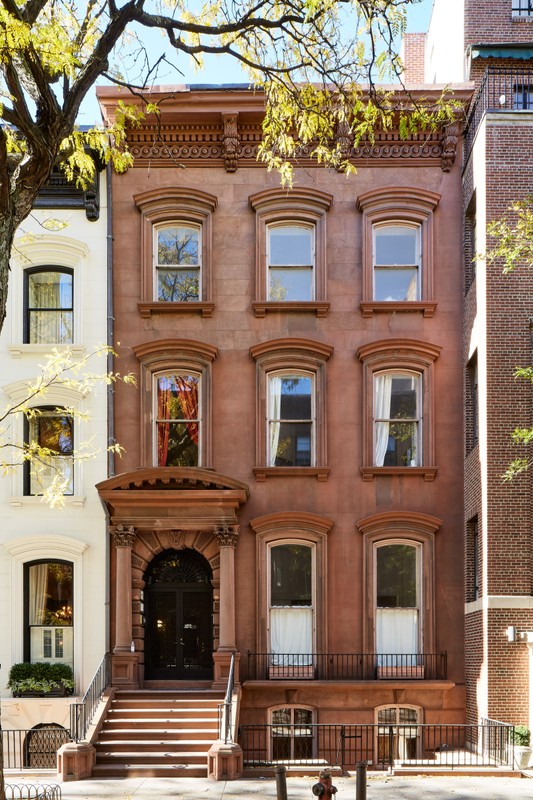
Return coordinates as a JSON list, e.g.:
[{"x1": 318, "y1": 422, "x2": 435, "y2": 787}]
[
  {"x1": 110, "y1": 524, "x2": 138, "y2": 687},
  {"x1": 213, "y1": 523, "x2": 240, "y2": 686}
]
